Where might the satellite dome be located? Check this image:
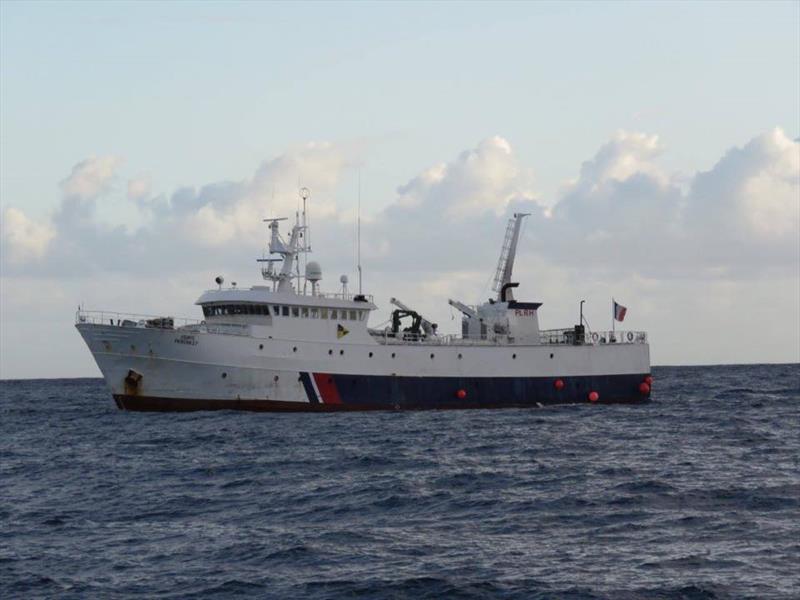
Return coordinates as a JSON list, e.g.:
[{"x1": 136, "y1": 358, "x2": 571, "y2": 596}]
[
  {"x1": 340, "y1": 274, "x2": 349, "y2": 284},
  {"x1": 306, "y1": 261, "x2": 322, "y2": 282}
]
